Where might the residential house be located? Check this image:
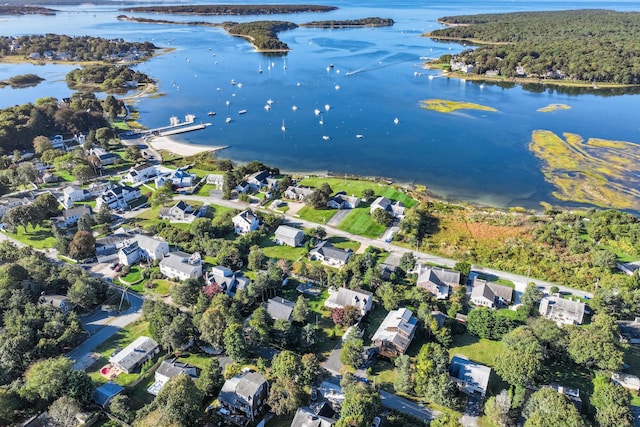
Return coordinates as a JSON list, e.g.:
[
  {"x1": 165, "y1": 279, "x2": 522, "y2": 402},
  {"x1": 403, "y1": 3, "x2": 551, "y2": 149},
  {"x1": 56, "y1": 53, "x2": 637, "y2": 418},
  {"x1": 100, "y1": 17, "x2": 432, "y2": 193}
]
[
  {"x1": 232, "y1": 210, "x2": 261, "y2": 235},
  {"x1": 449, "y1": 355, "x2": 491, "y2": 397},
  {"x1": 95, "y1": 226, "x2": 140, "y2": 257},
  {"x1": 159, "y1": 201, "x2": 203, "y2": 223},
  {"x1": 147, "y1": 358, "x2": 199, "y2": 396},
  {"x1": 0, "y1": 196, "x2": 32, "y2": 218},
  {"x1": 38, "y1": 294, "x2": 76, "y2": 315},
  {"x1": 62, "y1": 185, "x2": 88, "y2": 208},
  {"x1": 96, "y1": 185, "x2": 142, "y2": 211},
  {"x1": 470, "y1": 278, "x2": 513, "y2": 308},
  {"x1": 379, "y1": 262, "x2": 397, "y2": 281},
  {"x1": 416, "y1": 265, "x2": 461, "y2": 299},
  {"x1": 290, "y1": 406, "x2": 336, "y2": 427},
  {"x1": 55, "y1": 205, "x2": 93, "y2": 228},
  {"x1": 371, "y1": 307, "x2": 418, "y2": 357},
  {"x1": 155, "y1": 167, "x2": 196, "y2": 188},
  {"x1": 93, "y1": 382, "x2": 124, "y2": 408},
  {"x1": 612, "y1": 372, "x2": 640, "y2": 392},
  {"x1": 206, "y1": 266, "x2": 251, "y2": 297},
  {"x1": 97, "y1": 152, "x2": 118, "y2": 167},
  {"x1": 85, "y1": 181, "x2": 114, "y2": 198},
  {"x1": 324, "y1": 287, "x2": 373, "y2": 316},
  {"x1": 309, "y1": 241, "x2": 352, "y2": 267},
  {"x1": 265, "y1": 297, "x2": 295, "y2": 321},
  {"x1": 550, "y1": 384, "x2": 583, "y2": 411},
  {"x1": 236, "y1": 181, "x2": 251, "y2": 194},
  {"x1": 218, "y1": 371, "x2": 269, "y2": 425},
  {"x1": 618, "y1": 318, "x2": 640, "y2": 344},
  {"x1": 274, "y1": 225, "x2": 304, "y2": 247},
  {"x1": 118, "y1": 234, "x2": 169, "y2": 266},
  {"x1": 284, "y1": 186, "x2": 314, "y2": 201},
  {"x1": 539, "y1": 296, "x2": 586, "y2": 325},
  {"x1": 41, "y1": 172, "x2": 57, "y2": 184},
  {"x1": 206, "y1": 173, "x2": 225, "y2": 188},
  {"x1": 109, "y1": 336, "x2": 159, "y2": 374},
  {"x1": 246, "y1": 170, "x2": 271, "y2": 191},
  {"x1": 327, "y1": 191, "x2": 360, "y2": 209},
  {"x1": 123, "y1": 162, "x2": 157, "y2": 184},
  {"x1": 370, "y1": 196, "x2": 405, "y2": 218},
  {"x1": 159, "y1": 251, "x2": 203, "y2": 281}
]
